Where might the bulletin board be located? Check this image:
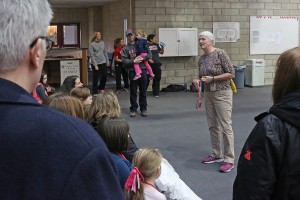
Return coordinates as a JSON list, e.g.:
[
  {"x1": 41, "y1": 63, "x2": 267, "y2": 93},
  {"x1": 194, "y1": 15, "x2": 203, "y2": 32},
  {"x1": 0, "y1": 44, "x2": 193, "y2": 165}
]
[
  {"x1": 250, "y1": 16, "x2": 299, "y2": 55},
  {"x1": 213, "y1": 22, "x2": 240, "y2": 42}
]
